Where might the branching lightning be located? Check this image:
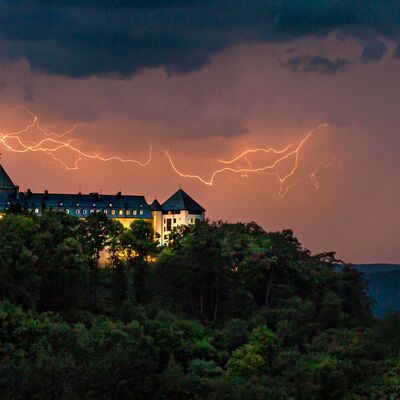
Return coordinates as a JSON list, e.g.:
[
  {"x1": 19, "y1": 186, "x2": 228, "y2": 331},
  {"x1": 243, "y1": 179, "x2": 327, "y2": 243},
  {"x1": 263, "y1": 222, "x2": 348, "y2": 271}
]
[
  {"x1": 0, "y1": 109, "x2": 336, "y2": 197},
  {"x1": 0, "y1": 109, "x2": 152, "y2": 170},
  {"x1": 165, "y1": 123, "x2": 334, "y2": 196}
]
